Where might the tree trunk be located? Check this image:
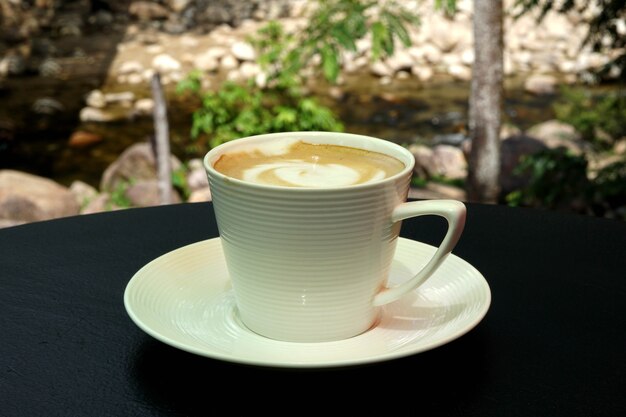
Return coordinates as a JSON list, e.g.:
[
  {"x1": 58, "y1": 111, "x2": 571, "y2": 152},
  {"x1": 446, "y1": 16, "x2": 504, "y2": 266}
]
[
  {"x1": 151, "y1": 73, "x2": 173, "y2": 205},
  {"x1": 468, "y1": 0, "x2": 503, "y2": 203}
]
